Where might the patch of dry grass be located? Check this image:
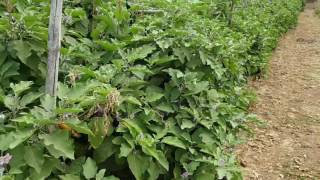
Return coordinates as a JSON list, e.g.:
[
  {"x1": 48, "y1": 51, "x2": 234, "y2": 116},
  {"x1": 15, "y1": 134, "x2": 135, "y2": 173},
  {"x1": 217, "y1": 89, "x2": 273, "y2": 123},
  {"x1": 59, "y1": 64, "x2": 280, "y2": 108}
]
[
  {"x1": 316, "y1": 2, "x2": 320, "y2": 16},
  {"x1": 316, "y1": 7, "x2": 320, "y2": 16}
]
